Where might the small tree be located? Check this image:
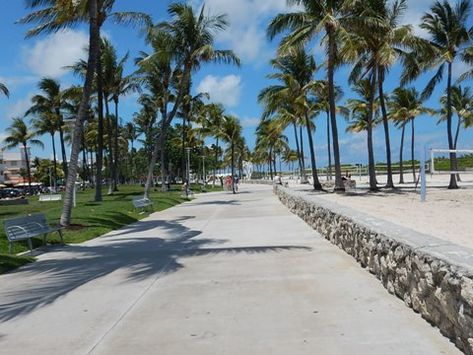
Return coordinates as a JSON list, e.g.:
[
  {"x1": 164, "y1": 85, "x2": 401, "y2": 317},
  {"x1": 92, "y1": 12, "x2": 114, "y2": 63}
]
[{"x1": 4, "y1": 118, "x2": 44, "y2": 193}]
